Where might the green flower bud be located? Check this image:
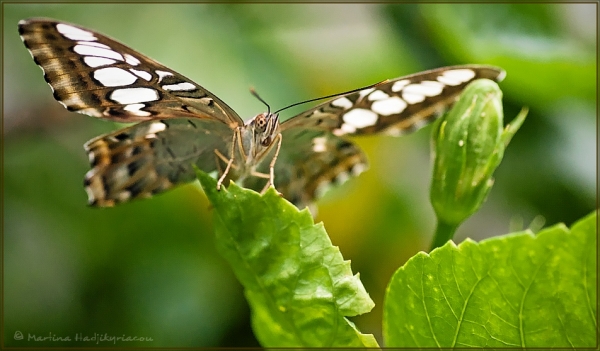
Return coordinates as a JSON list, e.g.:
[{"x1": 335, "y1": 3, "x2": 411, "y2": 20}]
[{"x1": 429, "y1": 78, "x2": 527, "y2": 249}]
